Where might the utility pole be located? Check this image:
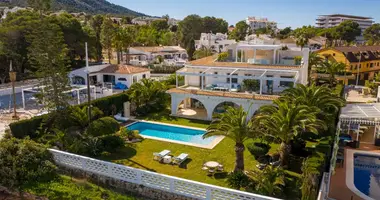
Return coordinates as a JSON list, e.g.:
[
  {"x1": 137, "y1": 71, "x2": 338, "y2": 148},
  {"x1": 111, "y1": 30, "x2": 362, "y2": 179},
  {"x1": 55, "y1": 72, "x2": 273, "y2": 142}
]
[
  {"x1": 356, "y1": 51, "x2": 362, "y2": 86},
  {"x1": 85, "y1": 42, "x2": 92, "y2": 122}
]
